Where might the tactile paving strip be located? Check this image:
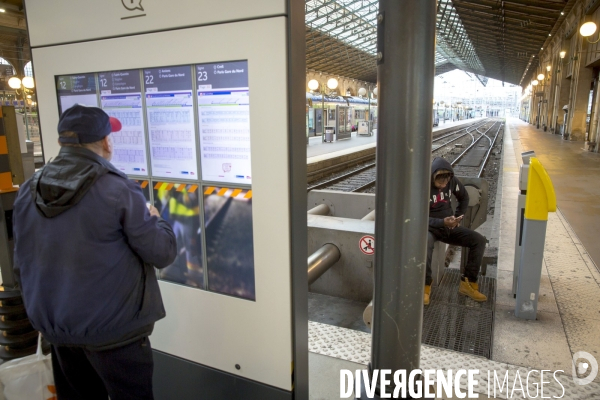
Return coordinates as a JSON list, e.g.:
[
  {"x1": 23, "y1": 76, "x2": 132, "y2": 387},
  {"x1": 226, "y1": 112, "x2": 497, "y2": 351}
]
[
  {"x1": 308, "y1": 321, "x2": 600, "y2": 399},
  {"x1": 544, "y1": 209, "x2": 600, "y2": 380},
  {"x1": 424, "y1": 269, "x2": 496, "y2": 358}
]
